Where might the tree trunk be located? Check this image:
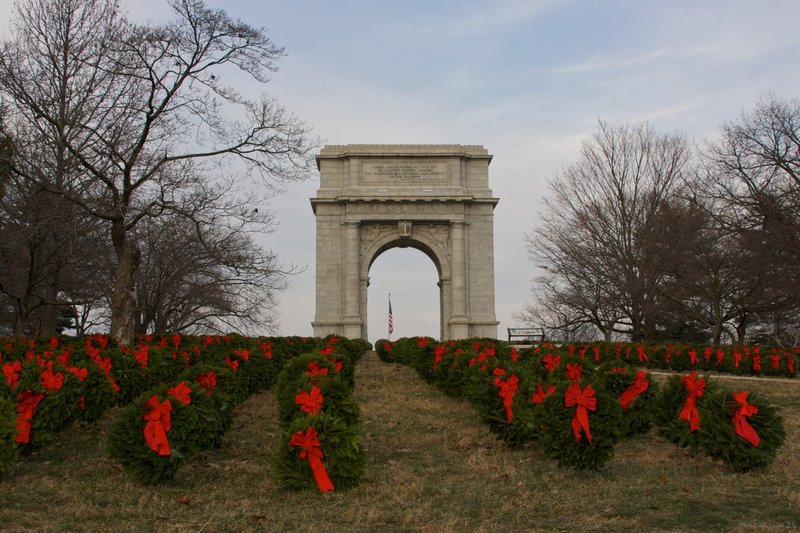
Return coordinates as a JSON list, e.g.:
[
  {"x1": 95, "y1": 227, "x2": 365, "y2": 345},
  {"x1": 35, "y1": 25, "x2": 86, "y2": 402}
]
[
  {"x1": 38, "y1": 283, "x2": 59, "y2": 337},
  {"x1": 711, "y1": 320, "x2": 723, "y2": 345},
  {"x1": 109, "y1": 222, "x2": 140, "y2": 345}
]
